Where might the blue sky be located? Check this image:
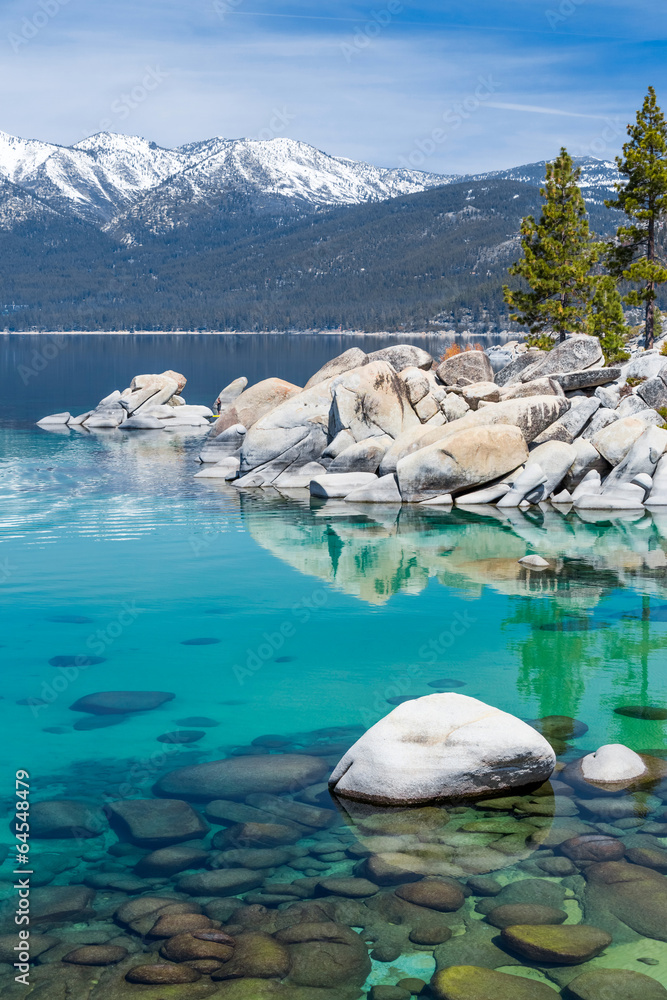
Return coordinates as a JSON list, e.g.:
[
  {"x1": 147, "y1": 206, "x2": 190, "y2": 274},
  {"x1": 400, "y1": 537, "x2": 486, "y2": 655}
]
[{"x1": 1, "y1": 0, "x2": 666, "y2": 173}]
